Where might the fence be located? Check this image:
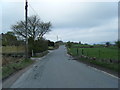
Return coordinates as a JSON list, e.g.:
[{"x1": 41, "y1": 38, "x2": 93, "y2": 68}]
[{"x1": 73, "y1": 47, "x2": 119, "y2": 64}]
